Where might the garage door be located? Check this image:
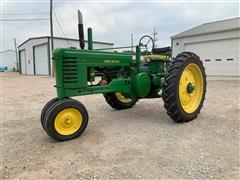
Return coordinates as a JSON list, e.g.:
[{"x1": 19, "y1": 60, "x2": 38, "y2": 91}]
[
  {"x1": 20, "y1": 50, "x2": 26, "y2": 74},
  {"x1": 34, "y1": 43, "x2": 49, "y2": 75},
  {"x1": 184, "y1": 38, "x2": 240, "y2": 76}
]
